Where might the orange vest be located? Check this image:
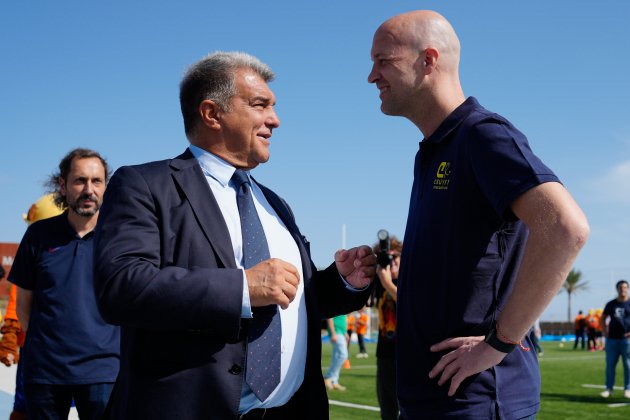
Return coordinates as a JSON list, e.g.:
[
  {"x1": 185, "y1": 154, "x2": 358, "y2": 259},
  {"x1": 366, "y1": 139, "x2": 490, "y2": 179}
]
[
  {"x1": 4, "y1": 285, "x2": 18, "y2": 321},
  {"x1": 356, "y1": 313, "x2": 368, "y2": 335},
  {"x1": 346, "y1": 314, "x2": 356, "y2": 332},
  {"x1": 587, "y1": 315, "x2": 599, "y2": 330}
]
